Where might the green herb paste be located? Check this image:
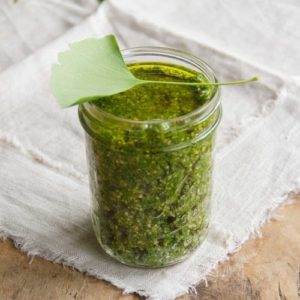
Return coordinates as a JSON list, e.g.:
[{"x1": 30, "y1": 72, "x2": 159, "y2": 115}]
[{"x1": 79, "y1": 62, "x2": 220, "y2": 267}]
